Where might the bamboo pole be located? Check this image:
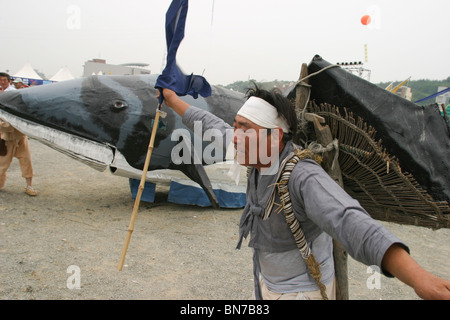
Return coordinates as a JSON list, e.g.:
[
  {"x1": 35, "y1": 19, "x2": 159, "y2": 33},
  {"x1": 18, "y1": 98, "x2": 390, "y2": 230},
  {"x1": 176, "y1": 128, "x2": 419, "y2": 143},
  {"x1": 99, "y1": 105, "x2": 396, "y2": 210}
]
[{"x1": 117, "y1": 106, "x2": 163, "y2": 271}]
